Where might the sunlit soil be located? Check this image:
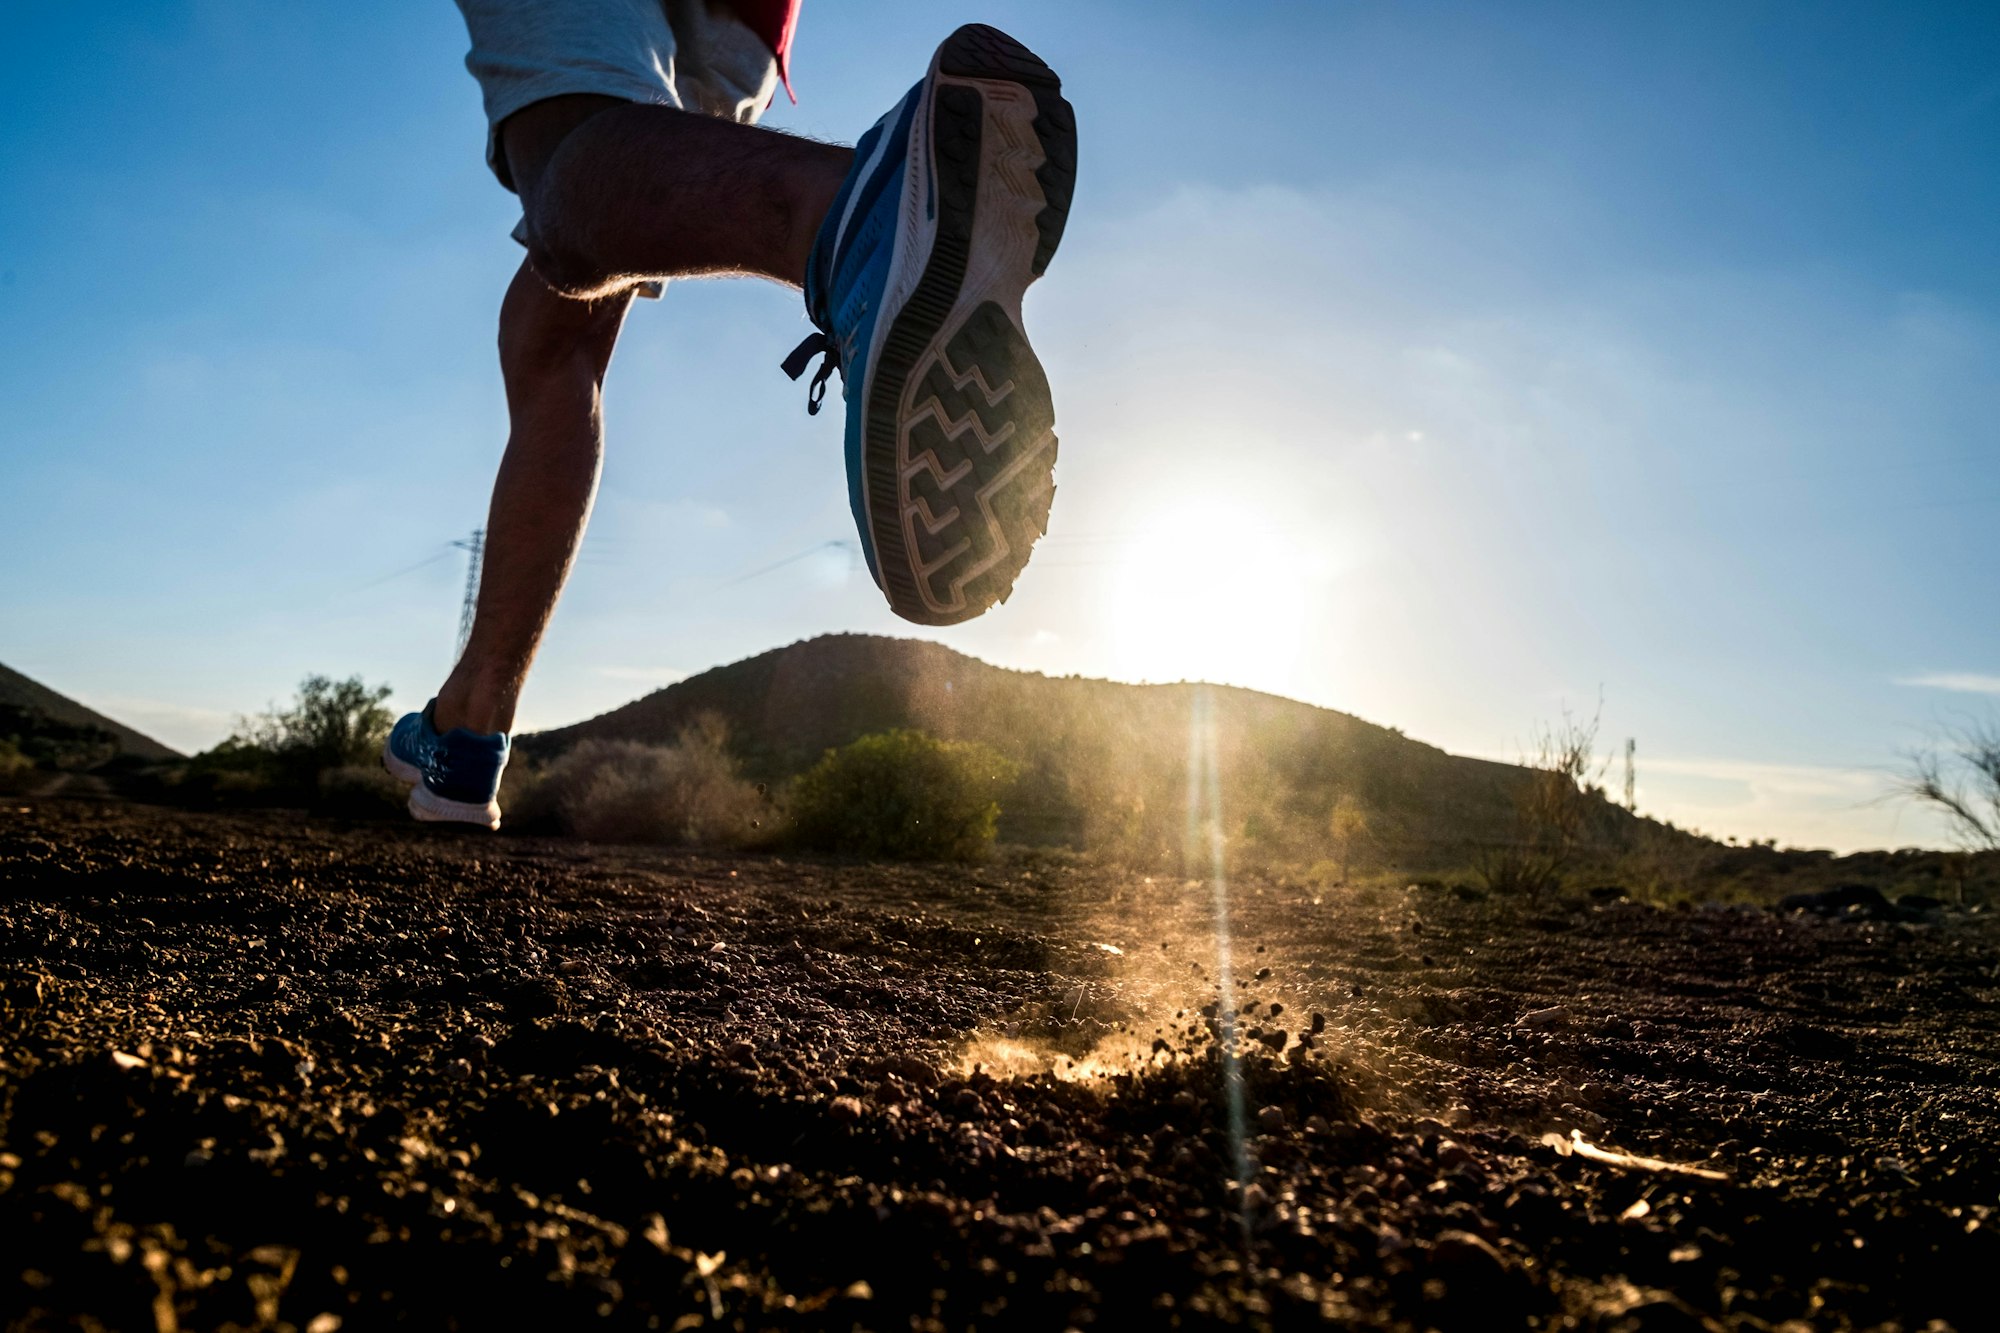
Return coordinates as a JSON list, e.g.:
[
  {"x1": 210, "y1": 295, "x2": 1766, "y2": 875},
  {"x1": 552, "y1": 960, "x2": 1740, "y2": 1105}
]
[{"x1": 4, "y1": 799, "x2": 1998, "y2": 1330}]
